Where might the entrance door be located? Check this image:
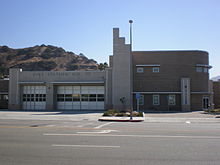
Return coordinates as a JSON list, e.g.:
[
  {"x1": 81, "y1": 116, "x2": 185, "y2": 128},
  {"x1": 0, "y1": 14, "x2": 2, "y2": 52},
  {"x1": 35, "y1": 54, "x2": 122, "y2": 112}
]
[{"x1": 202, "y1": 96, "x2": 210, "y2": 110}]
